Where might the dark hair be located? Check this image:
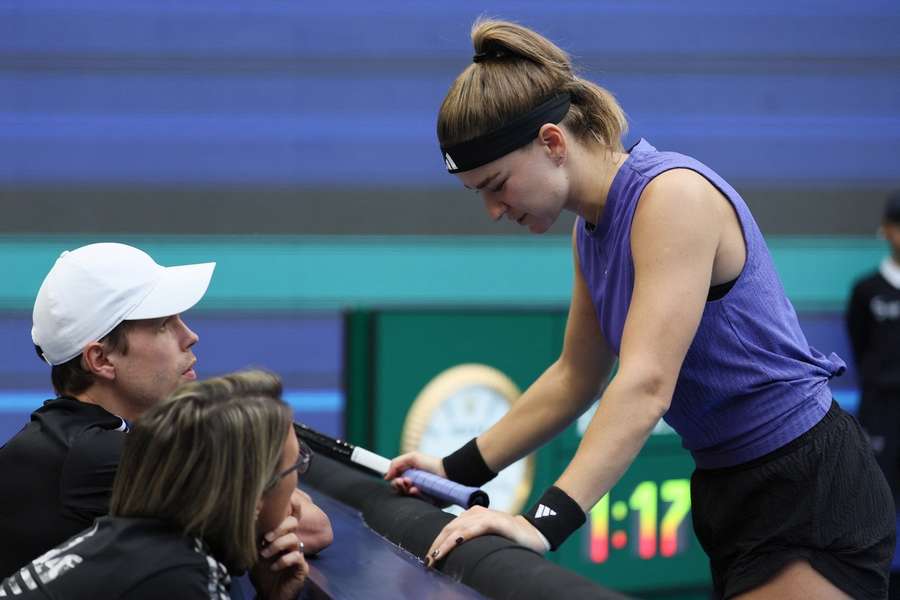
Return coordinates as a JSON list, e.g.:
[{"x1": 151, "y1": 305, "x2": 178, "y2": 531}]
[
  {"x1": 437, "y1": 19, "x2": 627, "y2": 151},
  {"x1": 884, "y1": 191, "x2": 900, "y2": 224},
  {"x1": 38, "y1": 320, "x2": 134, "y2": 397}
]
